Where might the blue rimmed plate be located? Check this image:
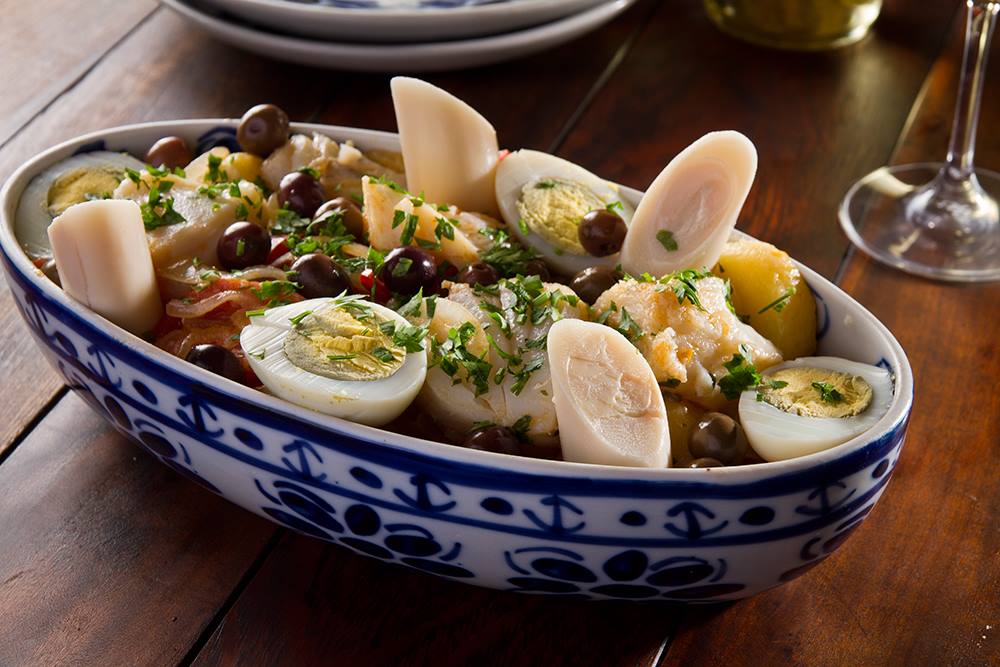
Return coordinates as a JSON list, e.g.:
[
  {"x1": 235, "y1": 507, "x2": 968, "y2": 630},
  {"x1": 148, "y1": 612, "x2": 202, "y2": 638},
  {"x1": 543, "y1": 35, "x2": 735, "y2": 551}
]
[{"x1": 197, "y1": 0, "x2": 610, "y2": 43}]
